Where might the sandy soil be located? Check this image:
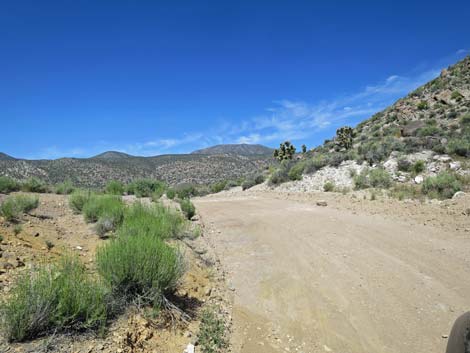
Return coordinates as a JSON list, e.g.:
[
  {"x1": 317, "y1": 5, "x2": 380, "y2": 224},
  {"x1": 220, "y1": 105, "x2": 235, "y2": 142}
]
[
  {"x1": 194, "y1": 190, "x2": 470, "y2": 353},
  {"x1": 0, "y1": 193, "x2": 229, "y2": 353}
]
